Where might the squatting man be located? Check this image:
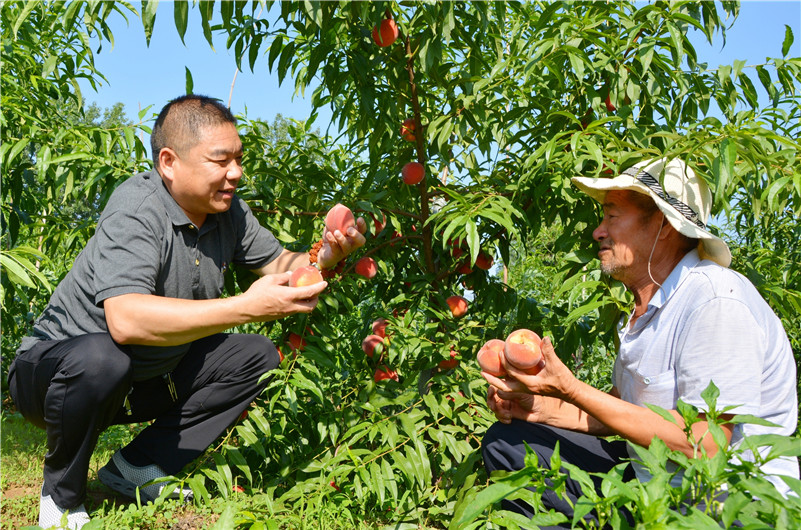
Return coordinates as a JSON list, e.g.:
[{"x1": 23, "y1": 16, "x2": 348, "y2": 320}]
[{"x1": 8, "y1": 94, "x2": 367, "y2": 529}]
